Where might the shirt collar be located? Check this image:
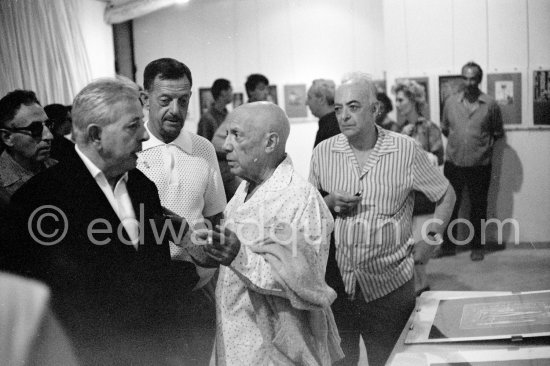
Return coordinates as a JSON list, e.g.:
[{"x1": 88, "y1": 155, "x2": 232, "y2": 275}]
[
  {"x1": 458, "y1": 91, "x2": 489, "y2": 104},
  {"x1": 251, "y1": 155, "x2": 294, "y2": 193},
  {"x1": 0, "y1": 150, "x2": 56, "y2": 187},
  {"x1": 331, "y1": 125, "x2": 398, "y2": 155},
  {"x1": 75, "y1": 144, "x2": 128, "y2": 184},
  {"x1": 142, "y1": 121, "x2": 193, "y2": 154}
]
